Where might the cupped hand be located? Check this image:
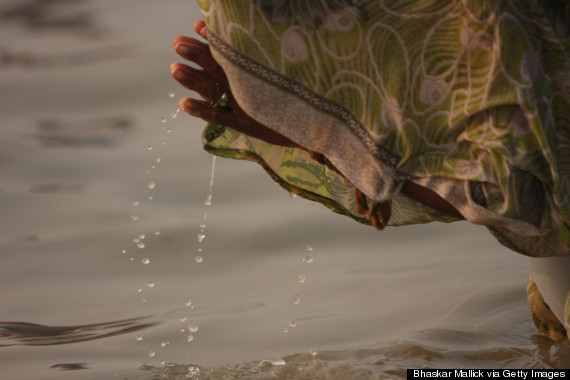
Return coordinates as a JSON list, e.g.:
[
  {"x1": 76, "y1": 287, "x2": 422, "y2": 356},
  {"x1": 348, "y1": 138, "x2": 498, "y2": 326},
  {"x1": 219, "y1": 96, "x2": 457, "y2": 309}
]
[{"x1": 171, "y1": 20, "x2": 300, "y2": 148}]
